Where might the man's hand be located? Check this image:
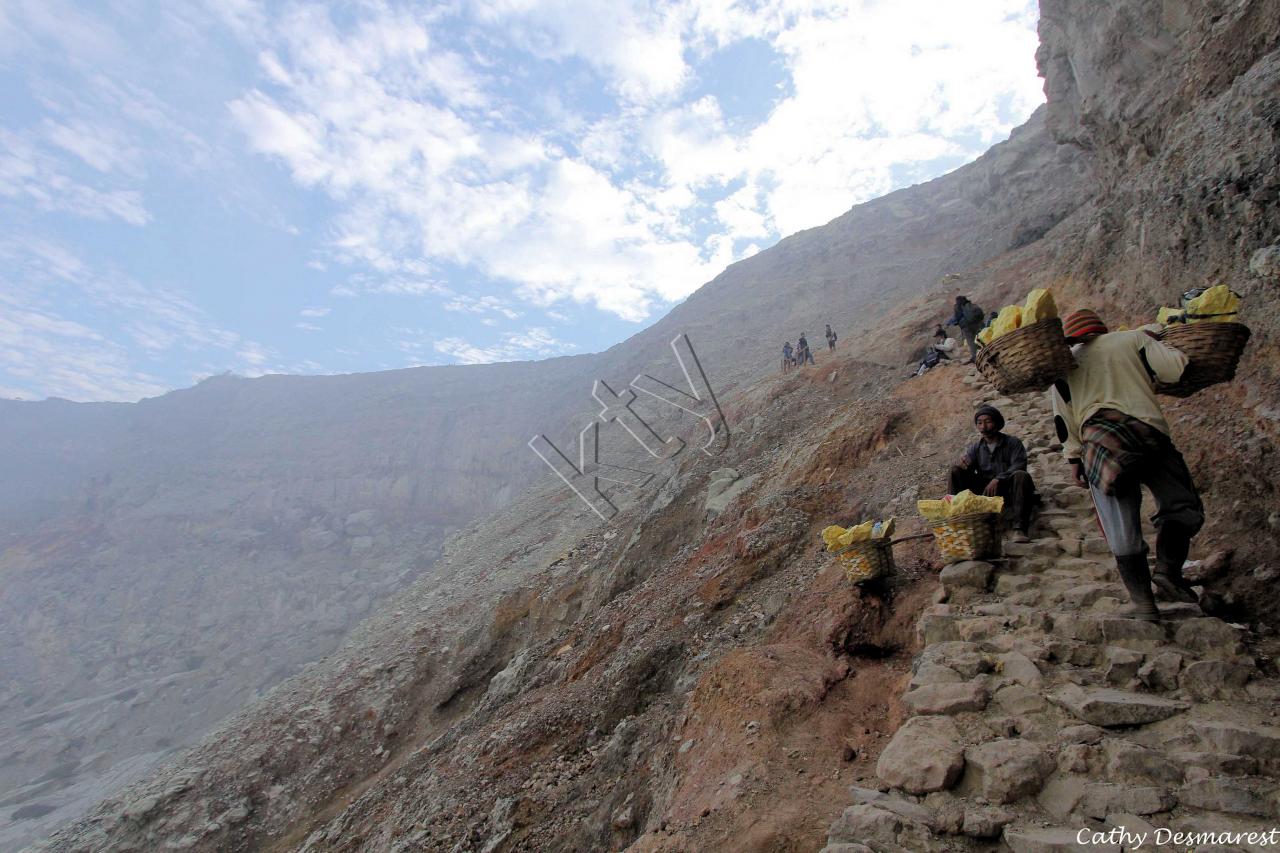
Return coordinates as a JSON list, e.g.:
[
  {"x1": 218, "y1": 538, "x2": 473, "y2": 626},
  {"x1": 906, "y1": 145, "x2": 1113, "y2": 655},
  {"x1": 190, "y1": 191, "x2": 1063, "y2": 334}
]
[
  {"x1": 1070, "y1": 460, "x2": 1088, "y2": 488},
  {"x1": 958, "y1": 454, "x2": 972, "y2": 469},
  {"x1": 982, "y1": 479, "x2": 999, "y2": 497}
]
